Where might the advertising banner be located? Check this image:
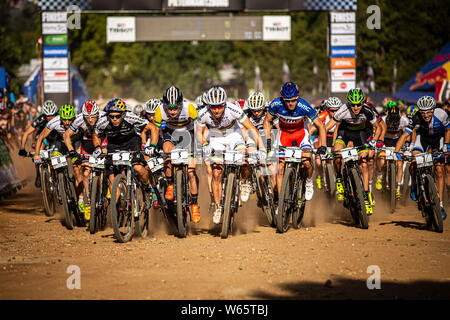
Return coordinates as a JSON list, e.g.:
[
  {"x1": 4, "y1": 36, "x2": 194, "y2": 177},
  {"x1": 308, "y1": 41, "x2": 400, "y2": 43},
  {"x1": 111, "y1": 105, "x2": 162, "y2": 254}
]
[
  {"x1": 43, "y1": 70, "x2": 69, "y2": 81},
  {"x1": 331, "y1": 23, "x2": 355, "y2": 34},
  {"x1": 44, "y1": 34, "x2": 68, "y2": 46},
  {"x1": 42, "y1": 22, "x2": 67, "y2": 35},
  {"x1": 43, "y1": 46, "x2": 68, "y2": 57},
  {"x1": 44, "y1": 81, "x2": 70, "y2": 93},
  {"x1": 331, "y1": 57, "x2": 356, "y2": 69},
  {"x1": 331, "y1": 34, "x2": 355, "y2": 46},
  {"x1": 107, "y1": 17, "x2": 136, "y2": 42},
  {"x1": 330, "y1": 46, "x2": 356, "y2": 57},
  {"x1": 332, "y1": 80, "x2": 356, "y2": 92},
  {"x1": 330, "y1": 12, "x2": 356, "y2": 23},
  {"x1": 43, "y1": 57, "x2": 69, "y2": 70},
  {"x1": 262, "y1": 16, "x2": 291, "y2": 41},
  {"x1": 331, "y1": 68, "x2": 356, "y2": 81}
]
